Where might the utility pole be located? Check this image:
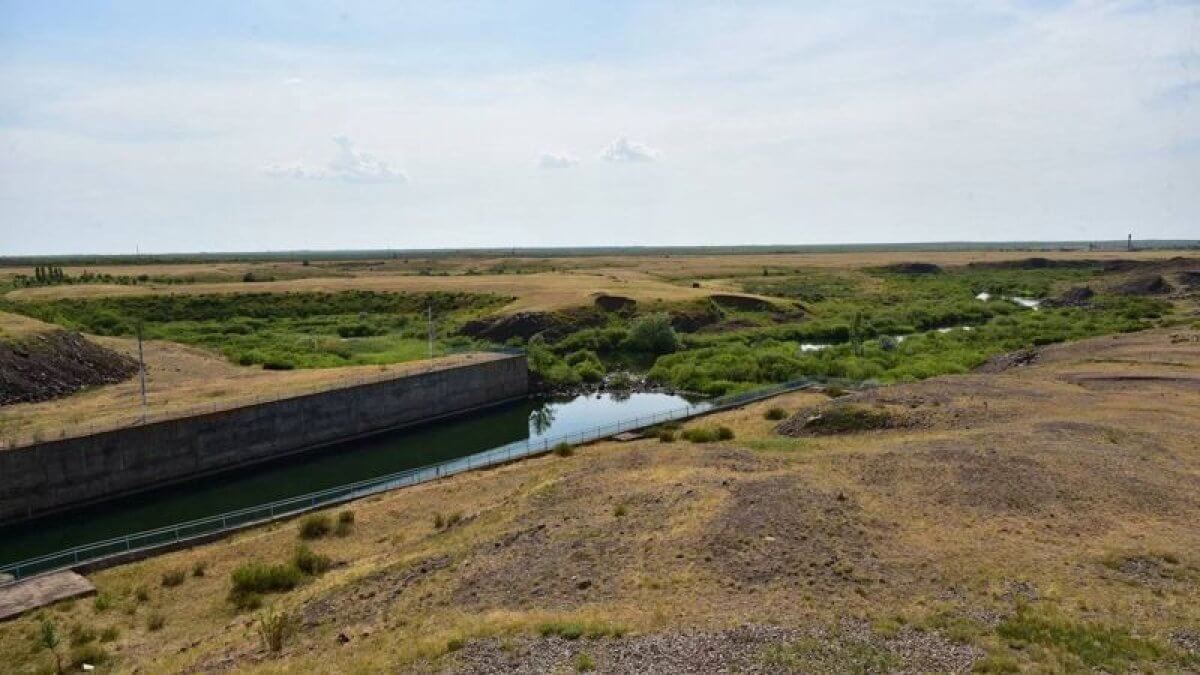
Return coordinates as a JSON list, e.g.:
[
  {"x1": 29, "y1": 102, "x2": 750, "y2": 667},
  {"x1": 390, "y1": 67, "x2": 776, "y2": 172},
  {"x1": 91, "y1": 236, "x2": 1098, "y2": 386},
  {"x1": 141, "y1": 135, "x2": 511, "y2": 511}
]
[
  {"x1": 427, "y1": 304, "x2": 434, "y2": 362},
  {"x1": 1127, "y1": 233, "x2": 1133, "y2": 252},
  {"x1": 136, "y1": 321, "x2": 148, "y2": 422}
]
